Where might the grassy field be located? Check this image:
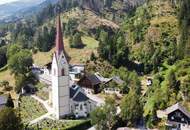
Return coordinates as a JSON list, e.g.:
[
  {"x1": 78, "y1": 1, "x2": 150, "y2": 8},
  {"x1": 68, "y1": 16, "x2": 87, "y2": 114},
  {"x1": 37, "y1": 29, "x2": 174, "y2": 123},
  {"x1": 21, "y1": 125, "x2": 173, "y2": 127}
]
[
  {"x1": 33, "y1": 36, "x2": 99, "y2": 66},
  {"x1": 0, "y1": 69, "x2": 15, "y2": 86}
]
